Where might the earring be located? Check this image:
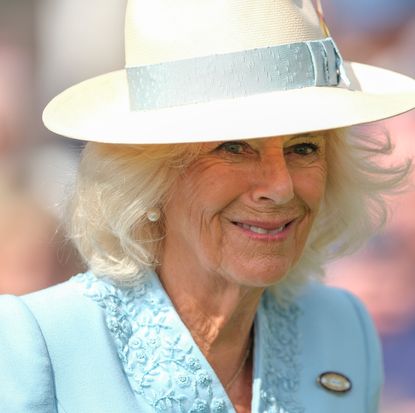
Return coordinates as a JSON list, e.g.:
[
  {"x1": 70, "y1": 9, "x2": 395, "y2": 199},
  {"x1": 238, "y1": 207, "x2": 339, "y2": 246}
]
[{"x1": 146, "y1": 208, "x2": 161, "y2": 222}]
